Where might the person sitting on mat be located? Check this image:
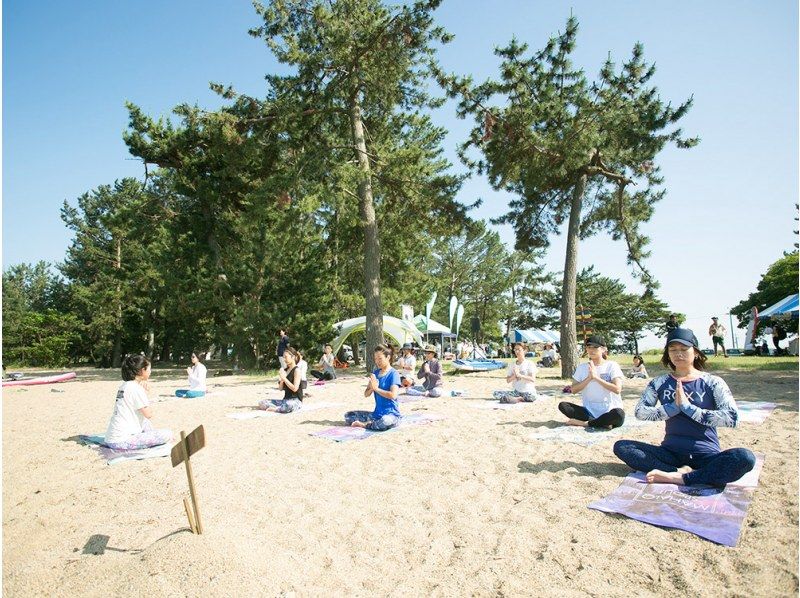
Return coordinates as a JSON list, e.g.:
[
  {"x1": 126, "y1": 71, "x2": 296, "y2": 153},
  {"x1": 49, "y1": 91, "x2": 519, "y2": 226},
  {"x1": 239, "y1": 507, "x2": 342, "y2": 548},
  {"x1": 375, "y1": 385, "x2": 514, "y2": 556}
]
[
  {"x1": 345, "y1": 345, "x2": 402, "y2": 431},
  {"x1": 175, "y1": 351, "x2": 207, "y2": 398},
  {"x1": 406, "y1": 344, "x2": 444, "y2": 397},
  {"x1": 613, "y1": 328, "x2": 755, "y2": 486},
  {"x1": 395, "y1": 343, "x2": 417, "y2": 388},
  {"x1": 105, "y1": 355, "x2": 173, "y2": 450},
  {"x1": 627, "y1": 355, "x2": 649, "y2": 379},
  {"x1": 311, "y1": 344, "x2": 337, "y2": 381},
  {"x1": 258, "y1": 347, "x2": 304, "y2": 413},
  {"x1": 538, "y1": 343, "x2": 559, "y2": 368},
  {"x1": 494, "y1": 342, "x2": 538, "y2": 403},
  {"x1": 559, "y1": 335, "x2": 625, "y2": 429}
]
